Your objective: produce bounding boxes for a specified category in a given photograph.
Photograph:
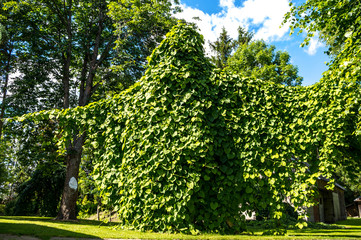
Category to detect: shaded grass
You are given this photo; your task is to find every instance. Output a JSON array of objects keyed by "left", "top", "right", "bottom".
[{"left": 0, "top": 216, "right": 361, "bottom": 239}]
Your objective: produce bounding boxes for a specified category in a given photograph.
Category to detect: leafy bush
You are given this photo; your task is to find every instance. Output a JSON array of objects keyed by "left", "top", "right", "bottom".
[
  {"left": 4, "top": 199, "right": 15, "bottom": 216},
  {"left": 6, "top": 163, "right": 65, "bottom": 217},
  {"left": 0, "top": 204, "right": 5, "bottom": 215}
]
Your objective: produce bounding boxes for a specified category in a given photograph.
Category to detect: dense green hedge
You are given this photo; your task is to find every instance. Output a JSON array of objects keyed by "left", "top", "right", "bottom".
[{"left": 19, "top": 22, "right": 360, "bottom": 233}]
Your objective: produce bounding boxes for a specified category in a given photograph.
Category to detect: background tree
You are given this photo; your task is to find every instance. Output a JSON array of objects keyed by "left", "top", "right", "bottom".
[
  {"left": 227, "top": 40, "right": 303, "bottom": 86},
  {"left": 0, "top": 119, "right": 66, "bottom": 216},
  {"left": 209, "top": 26, "right": 253, "bottom": 69},
  {"left": 233, "top": 26, "right": 253, "bottom": 49},
  {"left": 0, "top": 138, "right": 8, "bottom": 199},
  {"left": 209, "top": 27, "right": 235, "bottom": 69},
  {"left": 0, "top": 19, "right": 10, "bottom": 138}
]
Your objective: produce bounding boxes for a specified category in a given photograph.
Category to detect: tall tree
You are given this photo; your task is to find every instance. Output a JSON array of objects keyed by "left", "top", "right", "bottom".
[
  {"left": 209, "top": 27, "right": 235, "bottom": 69},
  {"left": 234, "top": 26, "right": 253, "bottom": 48},
  {"left": 226, "top": 40, "right": 303, "bottom": 86},
  {"left": 0, "top": 21, "right": 11, "bottom": 138},
  {"left": 2, "top": 0, "right": 180, "bottom": 220},
  {"left": 209, "top": 26, "right": 253, "bottom": 69}
]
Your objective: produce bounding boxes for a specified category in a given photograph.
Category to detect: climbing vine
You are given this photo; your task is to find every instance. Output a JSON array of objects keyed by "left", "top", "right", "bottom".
[{"left": 15, "top": 22, "right": 361, "bottom": 233}]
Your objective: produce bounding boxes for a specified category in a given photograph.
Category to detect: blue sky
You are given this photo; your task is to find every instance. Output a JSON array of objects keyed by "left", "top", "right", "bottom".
[{"left": 174, "top": 0, "right": 330, "bottom": 86}]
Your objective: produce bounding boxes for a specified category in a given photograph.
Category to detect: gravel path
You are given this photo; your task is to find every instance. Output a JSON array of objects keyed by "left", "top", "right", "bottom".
[{"left": 0, "top": 235, "right": 39, "bottom": 240}]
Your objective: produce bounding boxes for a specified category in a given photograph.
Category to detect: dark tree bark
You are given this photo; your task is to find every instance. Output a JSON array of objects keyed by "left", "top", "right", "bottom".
[
  {"left": 0, "top": 48, "right": 11, "bottom": 138},
  {"left": 56, "top": 0, "right": 77, "bottom": 220},
  {"left": 56, "top": 134, "right": 85, "bottom": 220}
]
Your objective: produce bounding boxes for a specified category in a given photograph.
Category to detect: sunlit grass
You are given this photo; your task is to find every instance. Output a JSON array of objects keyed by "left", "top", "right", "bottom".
[
  {"left": 0, "top": 216, "right": 360, "bottom": 239},
  {"left": 286, "top": 218, "right": 361, "bottom": 239}
]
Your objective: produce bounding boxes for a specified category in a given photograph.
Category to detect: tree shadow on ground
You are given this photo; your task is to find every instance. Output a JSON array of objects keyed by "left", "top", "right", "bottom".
[
  {"left": 0, "top": 222, "right": 99, "bottom": 240},
  {"left": 0, "top": 217, "right": 100, "bottom": 240},
  {"left": 338, "top": 218, "right": 361, "bottom": 226}
]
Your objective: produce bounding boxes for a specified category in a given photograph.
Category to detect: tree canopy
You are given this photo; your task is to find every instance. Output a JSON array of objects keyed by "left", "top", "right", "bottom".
[
  {"left": 209, "top": 27, "right": 302, "bottom": 86},
  {"left": 227, "top": 40, "right": 303, "bottom": 86},
  {"left": 285, "top": 0, "right": 360, "bottom": 86},
  {"left": 209, "top": 27, "right": 235, "bottom": 69},
  {"left": 209, "top": 26, "right": 253, "bottom": 69},
  {"left": 285, "top": 0, "right": 361, "bottom": 57}
]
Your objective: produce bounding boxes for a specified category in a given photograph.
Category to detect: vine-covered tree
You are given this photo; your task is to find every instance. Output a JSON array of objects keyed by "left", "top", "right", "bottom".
[
  {"left": 227, "top": 40, "right": 303, "bottom": 86},
  {"left": 21, "top": 22, "right": 359, "bottom": 234}
]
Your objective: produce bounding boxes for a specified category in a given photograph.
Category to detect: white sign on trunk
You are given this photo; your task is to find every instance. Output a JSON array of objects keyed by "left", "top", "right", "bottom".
[{"left": 69, "top": 177, "right": 78, "bottom": 190}]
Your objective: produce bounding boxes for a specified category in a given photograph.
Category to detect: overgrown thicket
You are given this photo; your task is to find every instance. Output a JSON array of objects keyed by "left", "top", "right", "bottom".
[{"left": 18, "top": 22, "right": 360, "bottom": 233}]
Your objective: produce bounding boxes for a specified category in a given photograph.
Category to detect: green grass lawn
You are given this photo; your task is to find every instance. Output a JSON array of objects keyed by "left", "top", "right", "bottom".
[{"left": 0, "top": 216, "right": 360, "bottom": 240}]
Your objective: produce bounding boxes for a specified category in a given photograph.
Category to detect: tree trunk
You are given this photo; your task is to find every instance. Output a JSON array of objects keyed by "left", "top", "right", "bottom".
[
  {"left": 0, "top": 49, "right": 11, "bottom": 138},
  {"left": 56, "top": 1, "right": 112, "bottom": 220},
  {"left": 97, "top": 197, "right": 101, "bottom": 221},
  {"left": 62, "top": 14, "right": 72, "bottom": 110},
  {"left": 56, "top": 0, "right": 77, "bottom": 220},
  {"left": 56, "top": 134, "right": 85, "bottom": 220}
]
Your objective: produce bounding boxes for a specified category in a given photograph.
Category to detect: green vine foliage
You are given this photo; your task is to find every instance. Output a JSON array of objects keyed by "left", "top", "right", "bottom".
[{"left": 16, "top": 22, "right": 360, "bottom": 233}]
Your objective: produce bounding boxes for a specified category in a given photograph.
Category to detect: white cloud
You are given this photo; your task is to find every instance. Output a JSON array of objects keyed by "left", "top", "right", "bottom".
[
  {"left": 304, "top": 36, "right": 324, "bottom": 55},
  {"left": 174, "top": 0, "right": 291, "bottom": 54},
  {"left": 219, "top": 0, "right": 235, "bottom": 8},
  {"left": 242, "top": 0, "right": 290, "bottom": 41}
]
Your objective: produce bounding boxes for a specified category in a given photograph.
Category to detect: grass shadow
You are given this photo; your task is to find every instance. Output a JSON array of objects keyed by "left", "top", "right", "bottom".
[
  {"left": 0, "top": 222, "right": 99, "bottom": 240},
  {"left": 338, "top": 218, "right": 361, "bottom": 226}
]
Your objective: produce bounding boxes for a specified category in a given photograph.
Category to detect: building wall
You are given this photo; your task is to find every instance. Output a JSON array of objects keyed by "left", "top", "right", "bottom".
[
  {"left": 307, "top": 180, "right": 347, "bottom": 223},
  {"left": 346, "top": 203, "right": 359, "bottom": 217},
  {"left": 322, "top": 190, "right": 335, "bottom": 223},
  {"left": 337, "top": 189, "right": 347, "bottom": 221}
]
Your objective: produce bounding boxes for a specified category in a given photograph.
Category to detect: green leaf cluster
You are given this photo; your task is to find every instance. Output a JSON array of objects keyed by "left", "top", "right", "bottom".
[{"left": 16, "top": 22, "right": 361, "bottom": 233}]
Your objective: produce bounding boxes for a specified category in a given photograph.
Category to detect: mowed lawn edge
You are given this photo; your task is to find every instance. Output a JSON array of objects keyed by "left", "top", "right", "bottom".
[{"left": 0, "top": 216, "right": 361, "bottom": 240}]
